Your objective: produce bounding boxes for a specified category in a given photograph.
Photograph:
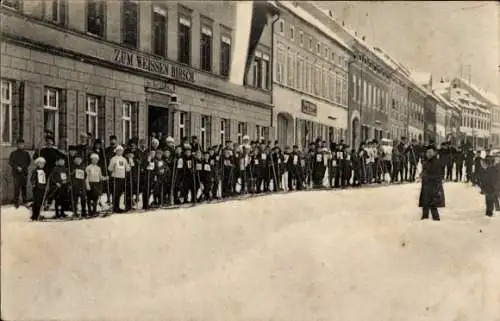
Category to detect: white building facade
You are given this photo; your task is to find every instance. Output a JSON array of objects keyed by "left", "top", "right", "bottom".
[{"left": 272, "top": 1, "right": 352, "bottom": 148}]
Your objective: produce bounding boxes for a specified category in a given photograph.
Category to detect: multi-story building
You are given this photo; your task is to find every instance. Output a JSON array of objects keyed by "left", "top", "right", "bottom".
[
  {"left": 492, "top": 105, "right": 500, "bottom": 148},
  {"left": 450, "top": 78, "right": 496, "bottom": 148},
  {"left": 0, "top": 0, "right": 278, "bottom": 202},
  {"left": 406, "top": 79, "right": 426, "bottom": 142},
  {"left": 272, "top": 1, "right": 352, "bottom": 148}
]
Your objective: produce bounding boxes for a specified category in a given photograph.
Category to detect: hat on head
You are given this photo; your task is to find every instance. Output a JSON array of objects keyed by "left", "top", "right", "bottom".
[
  {"left": 16, "top": 138, "right": 24, "bottom": 144},
  {"left": 68, "top": 145, "right": 78, "bottom": 151},
  {"left": 90, "top": 153, "right": 99, "bottom": 160},
  {"left": 151, "top": 138, "right": 160, "bottom": 146},
  {"left": 166, "top": 136, "right": 175, "bottom": 143},
  {"left": 94, "top": 138, "right": 102, "bottom": 144},
  {"left": 114, "top": 145, "right": 124, "bottom": 153},
  {"left": 110, "top": 135, "right": 117, "bottom": 140},
  {"left": 242, "top": 135, "right": 250, "bottom": 141},
  {"left": 34, "top": 157, "right": 46, "bottom": 164},
  {"left": 184, "top": 144, "right": 192, "bottom": 150},
  {"left": 426, "top": 144, "right": 437, "bottom": 151}
]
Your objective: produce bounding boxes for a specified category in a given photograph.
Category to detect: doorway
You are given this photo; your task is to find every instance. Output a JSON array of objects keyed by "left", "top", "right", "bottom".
[{"left": 148, "top": 106, "right": 170, "bottom": 138}]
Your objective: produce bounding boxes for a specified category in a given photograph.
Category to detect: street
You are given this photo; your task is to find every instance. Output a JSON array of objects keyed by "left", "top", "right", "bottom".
[{"left": 2, "top": 183, "right": 499, "bottom": 321}]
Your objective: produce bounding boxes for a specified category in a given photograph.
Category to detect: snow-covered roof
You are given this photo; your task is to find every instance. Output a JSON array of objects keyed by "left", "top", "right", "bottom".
[
  {"left": 279, "top": 1, "right": 351, "bottom": 52},
  {"left": 455, "top": 77, "right": 498, "bottom": 106},
  {"left": 311, "top": 4, "right": 397, "bottom": 70},
  {"left": 411, "top": 71, "right": 432, "bottom": 86}
]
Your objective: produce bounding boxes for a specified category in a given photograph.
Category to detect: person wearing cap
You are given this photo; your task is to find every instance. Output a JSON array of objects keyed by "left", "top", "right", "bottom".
[
  {"left": 181, "top": 143, "right": 197, "bottom": 203},
  {"left": 33, "top": 134, "right": 62, "bottom": 177},
  {"left": 191, "top": 136, "right": 201, "bottom": 153},
  {"left": 52, "top": 155, "right": 71, "bottom": 219},
  {"left": 30, "top": 157, "right": 48, "bottom": 220},
  {"left": 105, "top": 135, "right": 118, "bottom": 165},
  {"left": 9, "top": 138, "right": 30, "bottom": 208},
  {"left": 108, "top": 145, "right": 131, "bottom": 213},
  {"left": 71, "top": 152, "right": 87, "bottom": 218},
  {"left": 419, "top": 144, "right": 445, "bottom": 221},
  {"left": 479, "top": 156, "right": 500, "bottom": 217}
]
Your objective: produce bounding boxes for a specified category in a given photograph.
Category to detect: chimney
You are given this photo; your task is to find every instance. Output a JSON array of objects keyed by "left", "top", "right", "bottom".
[
  {"left": 440, "top": 77, "right": 444, "bottom": 83},
  {"left": 342, "top": 21, "right": 345, "bottom": 26},
  {"left": 362, "top": 36, "right": 366, "bottom": 41},
  {"left": 329, "top": 10, "right": 333, "bottom": 17}
]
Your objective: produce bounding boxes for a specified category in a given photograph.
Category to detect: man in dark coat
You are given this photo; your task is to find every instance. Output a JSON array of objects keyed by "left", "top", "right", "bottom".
[
  {"left": 479, "top": 156, "right": 500, "bottom": 216},
  {"left": 419, "top": 144, "right": 445, "bottom": 221},
  {"left": 9, "top": 138, "right": 31, "bottom": 207}
]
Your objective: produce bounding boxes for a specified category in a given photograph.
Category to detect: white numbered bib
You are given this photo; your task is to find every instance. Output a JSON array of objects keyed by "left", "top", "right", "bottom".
[
  {"left": 75, "top": 169, "right": 85, "bottom": 180},
  {"left": 255, "top": 159, "right": 259, "bottom": 165},
  {"left": 215, "top": 156, "right": 220, "bottom": 161},
  {"left": 187, "top": 160, "right": 192, "bottom": 169},
  {"left": 158, "top": 161, "right": 164, "bottom": 167},
  {"left": 300, "top": 159, "right": 305, "bottom": 167},
  {"left": 37, "top": 171, "right": 46, "bottom": 184},
  {"left": 224, "top": 160, "right": 231, "bottom": 166},
  {"left": 177, "top": 158, "right": 183, "bottom": 169},
  {"left": 204, "top": 164, "right": 211, "bottom": 171},
  {"left": 323, "top": 157, "right": 329, "bottom": 166},
  {"left": 147, "top": 162, "right": 155, "bottom": 170},
  {"left": 337, "top": 152, "right": 344, "bottom": 160},
  {"left": 346, "top": 155, "right": 351, "bottom": 161},
  {"left": 284, "top": 155, "right": 289, "bottom": 163},
  {"left": 278, "top": 159, "right": 282, "bottom": 164},
  {"left": 332, "top": 160, "right": 337, "bottom": 167},
  {"left": 118, "top": 160, "right": 125, "bottom": 168},
  {"left": 60, "top": 172, "right": 67, "bottom": 181},
  {"left": 316, "top": 154, "right": 322, "bottom": 162},
  {"left": 210, "top": 160, "right": 215, "bottom": 166},
  {"left": 129, "top": 159, "right": 135, "bottom": 167},
  {"left": 293, "top": 155, "right": 298, "bottom": 165},
  {"left": 196, "top": 163, "right": 202, "bottom": 171},
  {"left": 240, "top": 161, "right": 245, "bottom": 171},
  {"left": 261, "top": 154, "right": 267, "bottom": 160}
]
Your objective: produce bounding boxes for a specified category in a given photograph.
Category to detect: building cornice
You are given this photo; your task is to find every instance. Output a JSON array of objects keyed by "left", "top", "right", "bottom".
[{"left": 1, "top": 33, "right": 274, "bottom": 110}]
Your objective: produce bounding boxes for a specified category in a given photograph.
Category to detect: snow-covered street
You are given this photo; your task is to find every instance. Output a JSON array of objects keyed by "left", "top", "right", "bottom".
[{"left": 2, "top": 183, "right": 500, "bottom": 321}]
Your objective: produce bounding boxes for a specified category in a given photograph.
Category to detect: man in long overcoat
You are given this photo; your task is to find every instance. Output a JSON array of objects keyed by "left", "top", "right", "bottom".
[{"left": 419, "top": 144, "right": 445, "bottom": 221}]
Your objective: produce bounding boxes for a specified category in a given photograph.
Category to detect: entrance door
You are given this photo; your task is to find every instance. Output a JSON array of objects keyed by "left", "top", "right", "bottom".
[
  {"left": 277, "top": 114, "right": 289, "bottom": 147},
  {"left": 148, "top": 106, "right": 169, "bottom": 138}
]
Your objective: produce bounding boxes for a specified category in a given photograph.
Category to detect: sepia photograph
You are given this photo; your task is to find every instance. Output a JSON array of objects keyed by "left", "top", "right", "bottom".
[{"left": 1, "top": 1, "right": 499, "bottom": 320}]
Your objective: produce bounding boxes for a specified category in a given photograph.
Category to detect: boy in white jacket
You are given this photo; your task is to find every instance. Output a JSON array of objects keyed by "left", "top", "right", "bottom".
[{"left": 108, "top": 145, "right": 131, "bottom": 213}]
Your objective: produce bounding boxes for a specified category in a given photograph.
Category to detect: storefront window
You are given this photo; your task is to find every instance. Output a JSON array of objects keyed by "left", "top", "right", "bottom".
[
  {"left": 0, "top": 80, "right": 12, "bottom": 144},
  {"left": 44, "top": 87, "right": 60, "bottom": 144}
]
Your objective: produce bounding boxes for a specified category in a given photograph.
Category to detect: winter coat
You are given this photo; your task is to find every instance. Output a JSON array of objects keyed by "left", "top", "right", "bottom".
[
  {"left": 419, "top": 156, "right": 445, "bottom": 208},
  {"left": 479, "top": 165, "right": 499, "bottom": 195}
]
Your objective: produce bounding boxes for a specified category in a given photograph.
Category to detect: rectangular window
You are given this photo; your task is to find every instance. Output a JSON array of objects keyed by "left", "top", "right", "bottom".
[
  {"left": 178, "top": 14, "right": 192, "bottom": 65},
  {"left": 179, "top": 111, "right": 187, "bottom": 141},
  {"left": 276, "top": 46, "right": 285, "bottom": 83},
  {"left": 220, "top": 118, "right": 229, "bottom": 144},
  {"left": 287, "top": 52, "right": 294, "bottom": 87},
  {"left": 299, "top": 31, "right": 304, "bottom": 46},
  {"left": 86, "top": 95, "right": 99, "bottom": 139},
  {"left": 1, "top": 0, "right": 20, "bottom": 10},
  {"left": 262, "top": 54, "right": 270, "bottom": 90},
  {"left": 122, "top": 0, "right": 138, "bottom": 48},
  {"left": 87, "top": 0, "right": 105, "bottom": 37},
  {"left": 335, "top": 72, "right": 341, "bottom": 104},
  {"left": 200, "top": 24, "right": 213, "bottom": 72},
  {"left": 324, "top": 47, "right": 329, "bottom": 59},
  {"left": 322, "top": 68, "right": 327, "bottom": 98},
  {"left": 43, "top": 87, "right": 60, "bottom": 145},
  {"left": 122, "top": 101, "right": 133, "bottom": 141},
  {"left": 296, "top": 57, "right": 303, "bottom": 91},
  {"left": 316, "top": 43, "right": 321, "bottom": 54},
  {"left": 290, "top": 26, "right": 295, "bottom": 40},
  {"left": 342, "top": 75, "right": 347, "bottom": 106},
  {"left": 329, "top": 71, "right": 335, "bottom": 101},
  {"left": 256, "top": 125, "right": 269, "bottom": 142},
  {"left": 352, "top": 75, "right": 357, "bottom": 99},
  {"left": 220, "top": 34, "right": 231, "bottom": 77},
  {"left": 309, "top": 37, "right": 313, "bottom": 51},
  {"left": 237, "top": 122, "right": 247, "bottom": 144},
  {"left": 152, "top": 6, "right": 167, "bottom": 57},
  {"left": 200, "top": 115, "right": 210, "bottom": 150},
  {"left": 252, "top": 51, "right": 262, "bottom": 88},
  {"left": 278, "top": 19, "right": 284, "bottom": 34},
  {"left": 0, "top": 80, "right": 12, "bottom": 144},
  {"left": 305, "top": 61, "right": 311, "bottom": 92},
  {"left": 48, "top": 0, "right": 67, "bottom": 25}
]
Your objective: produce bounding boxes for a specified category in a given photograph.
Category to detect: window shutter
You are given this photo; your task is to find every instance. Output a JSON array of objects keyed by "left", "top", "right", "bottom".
[
  {"left": 131, "top": 101, "right": 138, "bottom": 137},
  {"left": 60, "top": 0, "right": 68, "bottom": 26},
  {"left": 59, "top": 89, "right": 67, "bottom": 144},
  {"left": 98, "top": 97, "right": 105, "bottom": 140}
]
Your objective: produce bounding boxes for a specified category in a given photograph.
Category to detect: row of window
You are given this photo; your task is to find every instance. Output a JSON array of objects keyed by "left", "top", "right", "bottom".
[
  {"left": 1, "top": 0, "right": 233, "bottom": 78},
  {"left": 277, "top": 19, "right": 350, "bottom": 70},
  {"left": 0, "top": 79, "right": 270, "bottom": 147},
  {"left": 276, "top": 46, "right": 348, "bottom": 106},
  {"left": 250, "top": 51, "right": 271, "bottom": 90},
  {"left": 352, "top": 74, "right": 389, "bottom": 113},
  {"left": 461, "top": 116, "right": 491, "bottom": 131}
]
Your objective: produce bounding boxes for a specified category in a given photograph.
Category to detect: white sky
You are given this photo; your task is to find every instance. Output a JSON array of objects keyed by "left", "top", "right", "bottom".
[{"left": 316, "top": 1, "right": 499, "bottom": 96}]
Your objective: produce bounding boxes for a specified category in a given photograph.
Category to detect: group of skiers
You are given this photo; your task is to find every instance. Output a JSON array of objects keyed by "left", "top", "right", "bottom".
[{"left": 7, "top": 130, "right": 494, "bottom": 221}]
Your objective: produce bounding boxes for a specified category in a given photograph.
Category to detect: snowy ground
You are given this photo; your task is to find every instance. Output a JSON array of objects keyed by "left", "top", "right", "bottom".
[{"left": 2, "top": 182, "right": 499, "bottom": 321}]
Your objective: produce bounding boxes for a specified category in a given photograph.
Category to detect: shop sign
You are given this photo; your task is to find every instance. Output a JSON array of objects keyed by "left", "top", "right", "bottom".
[
  {"left": 113, "top": 48, "right": 195, "bottom": 83},
  {"left": 301, "top": 99, "right": 317, "bottom": 116}
]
